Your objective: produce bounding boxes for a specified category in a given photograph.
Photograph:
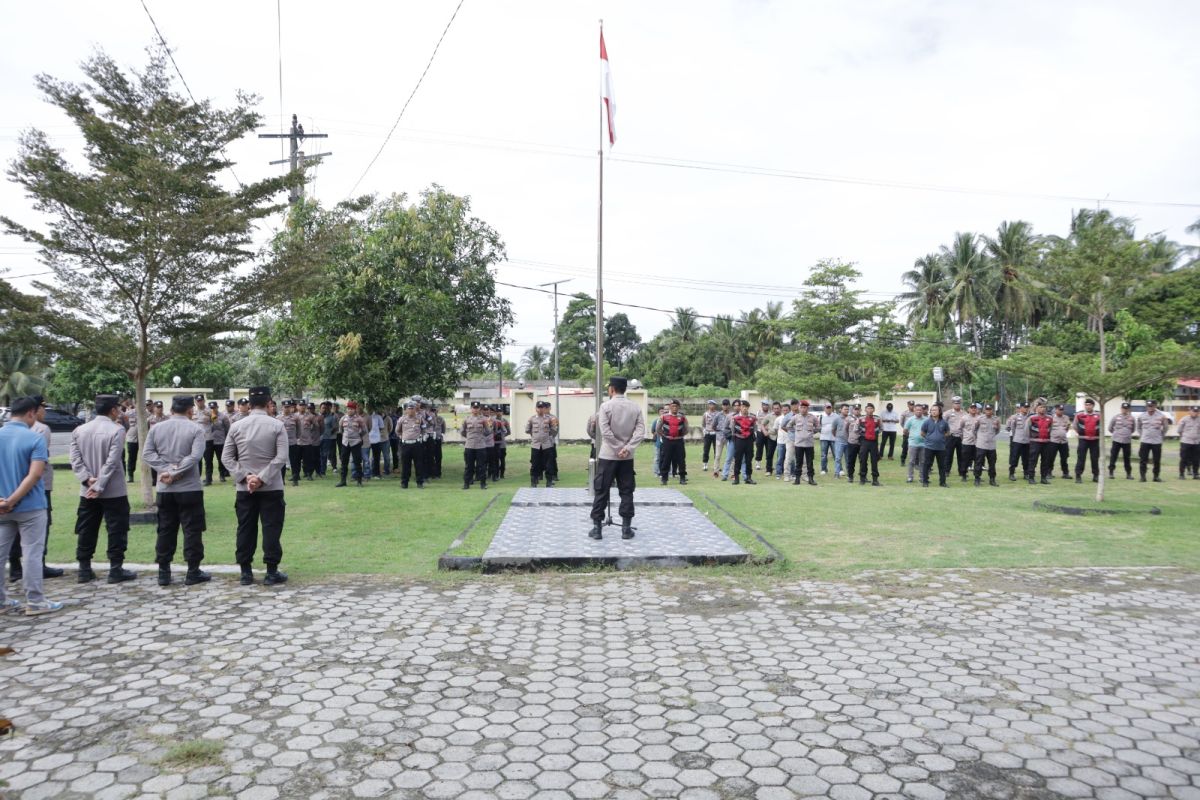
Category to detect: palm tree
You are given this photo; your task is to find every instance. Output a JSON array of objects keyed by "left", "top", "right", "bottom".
[
  {"left": 1143, "top": 233, "right": 1181, "bottom": 273},
  {"left": 667, "top": 307, "right": 702, "bottom": 344},
  {"left": 0, "top": 348, "right": 48, "bottom": 405},
  {"left": 900, "top": 254, "right": 949, "bottom": 331},
  {"left": 706, "top": 316, "right": 743, "bottom": 385},
  {"left": 518, "top": 346, "right": 550, "bottom": 381},
  {"left": 984, "top": 220, "right": 1040, "bottom": 350},
  {"left": 940, "top": 232, "right": 993, "bottom": 353}
]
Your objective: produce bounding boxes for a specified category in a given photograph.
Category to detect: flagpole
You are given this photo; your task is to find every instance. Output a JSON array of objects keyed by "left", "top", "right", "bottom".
[{"left": 595, "top": 19, "right": 606, "bottom": 413}]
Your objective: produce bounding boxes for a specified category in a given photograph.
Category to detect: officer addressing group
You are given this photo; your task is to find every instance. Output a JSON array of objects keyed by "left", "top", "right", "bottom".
[{"left": 590, "top": 376, "right": 647, "bottom": 541}]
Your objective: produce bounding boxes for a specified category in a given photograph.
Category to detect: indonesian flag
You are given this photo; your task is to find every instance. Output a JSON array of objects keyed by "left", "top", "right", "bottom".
[{"left": 601, "top": 31, "right": 616, "bottom": 146}]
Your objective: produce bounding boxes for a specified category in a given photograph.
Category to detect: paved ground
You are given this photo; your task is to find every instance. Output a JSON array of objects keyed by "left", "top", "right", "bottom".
[{"left": 1, "top": 567, "right": 1199, "bottom": 800}]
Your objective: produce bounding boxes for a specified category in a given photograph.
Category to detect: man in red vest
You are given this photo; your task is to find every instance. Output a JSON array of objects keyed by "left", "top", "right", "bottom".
[
  {"left": 1027, "top": 403, "right": 1054, "bottom": 485},
  {"left": 730, "top": 400, "right": 758, "bottom": 485},
  {"left": 1073, "top": 398, "right": 1102, "bottom": 483},
  {"left": 658, "top": 400, "right": 689, "bottom": 486},
  {"left": 857, "top": 402, "right": 882, "bottom": 486}
]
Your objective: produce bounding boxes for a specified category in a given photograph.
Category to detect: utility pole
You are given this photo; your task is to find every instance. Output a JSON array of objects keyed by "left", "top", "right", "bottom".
[
  {"left": 539, "top": 278, "right": 572, "bottom": 422},
  {"left": 258, "top": 114, "right": 332, "bottom": 204}
]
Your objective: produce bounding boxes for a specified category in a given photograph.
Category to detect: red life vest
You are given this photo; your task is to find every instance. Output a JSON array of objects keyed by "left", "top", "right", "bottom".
[
  {"left": 1030, "top": 415, "right": 1052, "bottom": 441},
  {"left": 1077, "top": 412, "right": 1100, "bottom": 438},
  {"left": 862, "top": 416, "right": 878, "bottom": 441},
  {"left": 663, "top": 414, "right": 685, "bottom": 438},
  {"left": 734, "top": 414, "right": 756, "bottom": 438}
]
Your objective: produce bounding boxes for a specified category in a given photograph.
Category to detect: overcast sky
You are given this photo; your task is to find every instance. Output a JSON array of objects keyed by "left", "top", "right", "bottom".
[{"left": 2, "top": 1, "right": 1199, "bottom": 369}]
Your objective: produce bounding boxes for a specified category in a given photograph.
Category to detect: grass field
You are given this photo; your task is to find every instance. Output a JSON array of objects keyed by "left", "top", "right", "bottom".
[{"left": 40, "top": 442, "right": 1200, "bottom": 579}]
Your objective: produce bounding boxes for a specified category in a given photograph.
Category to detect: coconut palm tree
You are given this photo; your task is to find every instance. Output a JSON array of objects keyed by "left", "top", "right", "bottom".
[
  {"left": 940, "top": 232, "right": 993, "bottom": 353},
  {"left": 0, "top": 348, "right": 48, "bottom": 405},
  {"left": 984, "top": 220, "right": 1040, "bottom": 350},
  {"left": 518, "top": 345, "right": 550, "bottom": 381},
  {"left": 667, "top": 307, "right": 702, "bottom": 344},
  {"left": 900, "top": 254, "right": 949, "bottom": 331}
]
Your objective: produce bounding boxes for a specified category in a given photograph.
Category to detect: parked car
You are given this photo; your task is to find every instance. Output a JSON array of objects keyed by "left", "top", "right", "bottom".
[{"left": 42, "top": 408, "right": 84, "bottom": 432}]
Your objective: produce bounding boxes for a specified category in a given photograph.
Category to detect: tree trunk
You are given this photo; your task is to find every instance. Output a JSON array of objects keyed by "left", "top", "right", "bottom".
[{"left": 135, "top": 370, "right": 155, "bottom": 510}]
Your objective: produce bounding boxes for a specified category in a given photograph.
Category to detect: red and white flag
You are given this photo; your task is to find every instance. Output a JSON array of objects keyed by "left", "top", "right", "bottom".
[{"left": 601, "top": 31, "right": 616, "bottom": 146}]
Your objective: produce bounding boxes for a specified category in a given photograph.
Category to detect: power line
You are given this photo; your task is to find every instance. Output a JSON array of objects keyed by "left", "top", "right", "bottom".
[
  {"left": 137, "top": 0, "right": 243, "bottom": 188},
  {"left": 345, "top": 0, "right": 467, "bottom": 198}
]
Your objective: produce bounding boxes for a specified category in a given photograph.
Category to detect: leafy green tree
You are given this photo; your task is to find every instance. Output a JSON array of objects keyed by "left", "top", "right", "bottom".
[
  {"left": 1125, "top": 264, "right": 1200, "bottom": 345},
  {"left": 266, "top": 188, "right": 513, "bottom": 406},
  {"left": 604, "top": 313, "right": 641, "bottom": 368},
  {"left": 1, "top": 49, "right": 294, "bottom": 506},
  {"left": 0, "top": 348, "right": 48, "bottom": 406},
  {"left": 44, "top": 358, "right": 130, "bottom": 410},
  {"left": 555, "top": 294, "right": 597, "bottom": 374}
]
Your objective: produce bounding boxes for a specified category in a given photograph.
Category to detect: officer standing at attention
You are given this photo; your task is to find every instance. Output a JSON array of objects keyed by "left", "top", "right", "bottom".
[
  {"left": 142, "top": 395, "right": 210, "bottom": 587},
  {"left": 397, "top": 402, "right": 426, "bottom": 489},
  {"left": 221, "top": 386, "right": 289, "bottom": 586},
  {"left": 210, "top": 402, "right": 231, "bottom": 483},
  {"left": 1050, "top": 404, "right": 1072, "bottom": 479},
  {"left": 280, "top": 399, "right": 301, "bottom": 486},
  {"left": 1006, "top": 401, "right": 1031, "bottom": 481},
  {"left": 1073, "top": 399, "right": 1102, "bottom": 483},
  {"left": 461, "top": 401, "right": 492, "bottom": 490},
  {"left": 899, "top": 400, "right": 916, "bottom": 466},
  {"left": 336, "top": 401, "right": 369, "bottom": 487},
  {"left": 958, "top": 403, "right": 980, "bottom": 482},
  {"left": 711, "top": 399, "right": 732, "bottom": 478},
  {"left": 944, "top": 396, "right": 967, "bottom": 480},
  {"left": 124, "top": 400, "right": 141, "bottom": 483},
  {"left": 319, "top": 401, "right": 337, "bottom": 477},
  {"left": 299, "top": 403, "right": 322, "bottom": 481},
  {"left": 431, "top": 405, "right": 446, "bottom": 479},
  {"left": 755, "top": 400, "right": 771, "bottom": 471},
  {"left": 1178, "top": 405, "right": 1200, "bottom": 480},
  {"left": 194, "top": 394, "right": 216, "bottom": 485},
  {"left": 856, "top": 402, "right": 882, "bottom": 486},
  {"left": 493, "top": 406, "right": 511, "bottom": 480},
  {"left": 788, "top": 400, "right": 818, "bottom": 486},
  {"left": 591, "top": 377, "right": 646, "bottom": 540},
  {"left": 527, "top": 401, "right": 559, "bottom": 488},
  {"left": 658, "top": 399, "right": 689, "bottom": 486},
  {"left": 1136, "top": 399, "right": 1172, "bottom": 482},
  {"left": 1107, "top": 402, "right": 1135, "bottom": 479},
  {"left": 70, "top": 394, "right": 136, "bottom": 584},
  {"left": 973, "top": 404, "right": 1001, "bottom": 486},
  {"left": 701, "top": 400, "right": 719, "bottom": 471},
  {"left": 1027, "top": 403, "right": 1055, "bottom": 485}
]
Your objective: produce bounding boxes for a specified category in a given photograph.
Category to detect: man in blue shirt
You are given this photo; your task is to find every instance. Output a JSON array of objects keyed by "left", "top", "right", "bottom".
[{"left": 0, "top": 396, "right": 63, "bottom": 615}]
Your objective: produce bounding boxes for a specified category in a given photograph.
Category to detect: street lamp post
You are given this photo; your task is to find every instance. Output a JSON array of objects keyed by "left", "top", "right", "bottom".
[{"left": 539, "top": 279, "right": 572, "bottom": 422}]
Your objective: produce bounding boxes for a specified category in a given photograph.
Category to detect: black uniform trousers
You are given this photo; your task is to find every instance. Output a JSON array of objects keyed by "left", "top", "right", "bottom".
[
  {"left": 732, "top": 436, "right": 754, "bottom": 480},
  {"left": 702, "top": 433, "right": 717, "bottom": 465},
  {"left": 793, "top": 445, "right": 815, "bottom": 481},
  {"left": 1008, "top": 442, "right": 1029, "bottom": 477},
  {"left": 1055, "top": 441, "right": 1071, "bottom": 476},
  {"left": 763, "top": 438, "right": 777, "bottom": 473},
  {"left": 921, "top": 448, "right": 948, "bottom": 484},
  {"left": 844, "top": 442, "right": 860, "bottom": 478},
  {"left": 339, "top": 443, "right": 364, "bottom": 483},
  {"left": 370, "top": 442, "right": 384, "bottom": 478},
  {"left": 858, "top": 439, "right": 880, "bottom": 480},
  {"left": 302, "top": 444, "right": 320, "bottom": 479},
  {"left": 433, "top": 439, "right": 443, "bottom": 478},
  {"left": 10, "top": 491, "right": 51, "bottom": 572},
  {"left": 1139, "top": 443, "right": 1163, "bottom": 479},
  {"left": 126, "top": 442, "right": 139, "bottom": 481},
  {"left": 530, "top": 446, "right": 558, "bottom": 482},
  {"left": 900, "top": 432, "right": 909, "bottom": 465},
  {"left": 322, "top": 438, "right": 338, "bottom": 472},
  {"left": 754, "top": 431, "right": 767, "bottom": 463},
  {"left": 464, "top": 447, "right": 488, "bottom": 487},
  {"left": 75, "top": 495, "right": 131, "bottom": 564},
  {"left": 288, "top": 444, "right": 302, "bottom": 482},
  {"left": 1076, "top": 439, "right": 1100, "bottom": 478},
  {"left": 389, "top": 438, "right": 400, "bottom": 470},
  {"left": 234, "top": 490, "right": 284, "bottom": 567},
  {"left": 959, "top": 444, "right": 976, "bottom": 478},
  {"left": 1029, "top": 441, "right": 1053, "bottom": 479},
  {"left": 659, "top": 438, "right": 686, "bottom": 480},
  {"left": 1108, "top": 441, "right": 1132, "bottom": 476},
  {"left": 214, "top": 443, "right": 230, "bottom": 479},
  {"left": 973, "top": 448, "right": 997, "bottom": 479},
  {"left": 1180, "top": 442, "right": 1200, "bottom": 476},
  {"left": 591, "top": 458, "right": 635, "bottom": 522},
  {"left": 880, "top": 430, "right": 897, "bottom": 459},
  {"left": 400, "top": 442, "right": 424, "bottom": 486},
  {"left": 202, "top": 440, "right": 217, "bottom": 482},
  {"left": 496, "top": 445, "right": 507, "bottom": 478},
  {"left": 945, "top": 435, "right": 962, "bottom": 477},
  {"left": 155, "top": 490, "right": 206, "bottom": 566}
]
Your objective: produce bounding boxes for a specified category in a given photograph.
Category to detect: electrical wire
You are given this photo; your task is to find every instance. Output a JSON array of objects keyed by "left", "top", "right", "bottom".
[
  {"left": 138, "top": 0, "right": 243, "bottom": 188},
  {"left": 345, "top": 0, "right": 466, "bottom": 199}
]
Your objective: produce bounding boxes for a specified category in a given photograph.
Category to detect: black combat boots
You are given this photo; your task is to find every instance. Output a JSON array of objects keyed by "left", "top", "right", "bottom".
[
  {"left": 158, "top": 564, "right": 172, "bottom": 587},
  {"left": 107, "top": 563, "right": 137, "bottom": 584},
  {"left": 589, "top": 521, "right": 603, "bottom": 540}
]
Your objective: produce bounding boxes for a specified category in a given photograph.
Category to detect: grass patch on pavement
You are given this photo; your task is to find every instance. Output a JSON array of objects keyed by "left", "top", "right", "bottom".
[
  {"left": 44, "top": 442, "right": 1200, "bottom": 579},
  {"left": 158, "top": 739, "right": 224, "bottom": 769}
]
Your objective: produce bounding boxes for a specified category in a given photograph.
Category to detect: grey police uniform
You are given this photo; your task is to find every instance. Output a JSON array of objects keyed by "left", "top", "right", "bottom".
[
  {"left": 142, "top": 414, "right": 207, "bottom": 568},
  {"left": 1136, "top": 411, "right": 1172, "bottom": 481},
  {"left": 591, "top": 394, "right": 647, "bottom": 525},
  {"left": 1108, "top": 412, "right": 1136, "bottom": 477},
  {"left": 70, "top": 415, "right": 130, "bottom": 569},
  {"left": 1177, "top": 414, "right": 1200, "bottom": 478},
  {"left": 221, "top": 409, "right": 289, "bottom": 572}
]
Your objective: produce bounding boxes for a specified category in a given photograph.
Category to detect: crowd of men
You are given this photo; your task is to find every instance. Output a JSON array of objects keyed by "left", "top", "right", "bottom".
[{"left": 653, "top": 396, "right": 1200, "bottom": 487}]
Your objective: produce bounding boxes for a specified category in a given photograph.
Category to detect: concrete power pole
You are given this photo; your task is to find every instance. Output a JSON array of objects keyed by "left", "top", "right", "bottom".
[{"left": 258, "top": 114, "right": 332, "bottom": 204}]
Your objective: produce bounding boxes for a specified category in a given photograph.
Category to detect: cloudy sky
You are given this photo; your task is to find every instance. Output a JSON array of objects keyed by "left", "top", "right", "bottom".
[{"left": 2, "top": 1, "right": 1198, "bottom": 368}]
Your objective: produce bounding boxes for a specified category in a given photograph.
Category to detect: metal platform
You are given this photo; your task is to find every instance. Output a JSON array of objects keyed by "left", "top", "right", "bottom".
[{"left": 482, "top": 489, "right": 748, "bottom": 570}]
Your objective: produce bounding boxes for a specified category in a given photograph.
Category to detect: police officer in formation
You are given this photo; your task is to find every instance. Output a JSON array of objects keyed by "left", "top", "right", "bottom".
[
  {"left": 1073, "top": 399, "right": 1102, "bottom": 483},
  {"left": 590, "top": 376, "right": 646, "bottom": 540},
  {"left": 1179, "top": 406, "right": 1200, "bottom": 480},
  {"left": 336, "top": 401, "right": 369, "bottom": 487},
  {"left": 491, "top": 406, "right": 510, "bottom": 481},
  {"left": 1108, "top": 402, "right": 1135, "bottom": 479},
  {"left": 221, "top": 386, "right": 289, "bottom": 585},
  {"left": 1136, "top": 399, "right": 1172, "bottom": 482},
  {"left": 396, "top": 401, "right": 426, "bottom": 488},
  {"left": 527, "top": 401, "right": 559, "bottom": 487},
  {"left": 142, "top": 394, "right": 210, "bottom": 586},
  {"left": 460, "top": 401, "right": 492, "bottom": 490}
]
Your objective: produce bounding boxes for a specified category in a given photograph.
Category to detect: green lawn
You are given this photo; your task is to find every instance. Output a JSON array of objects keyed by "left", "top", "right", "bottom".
[{"left": 43, "top": 442, "right": 1200, "bottom": 579}]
